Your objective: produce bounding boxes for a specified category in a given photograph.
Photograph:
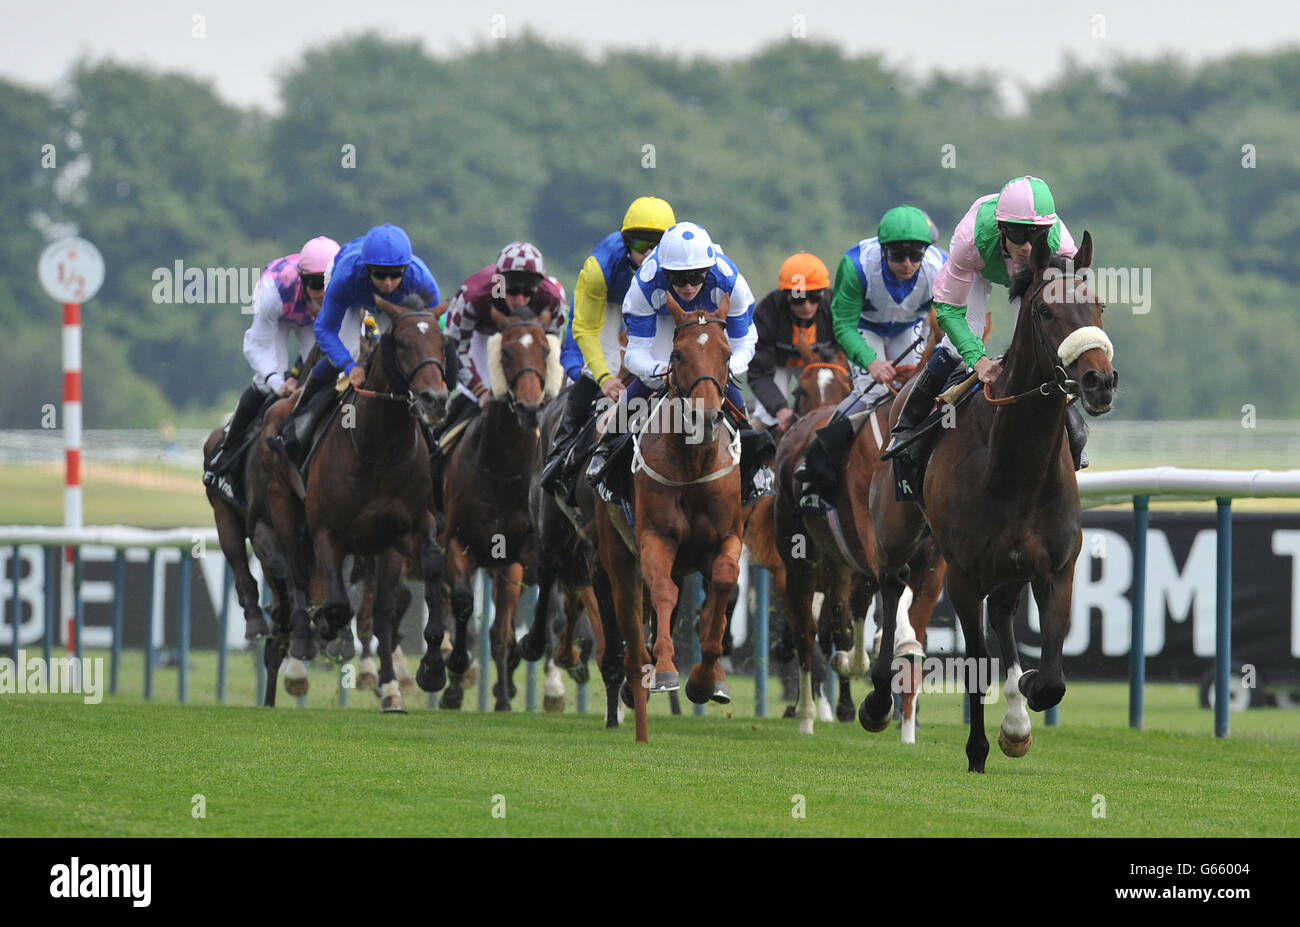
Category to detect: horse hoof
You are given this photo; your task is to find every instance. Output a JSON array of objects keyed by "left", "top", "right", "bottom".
[
  {"left": 358, "top": 672, "right": 378, "bottom": 693},
  {"left": 325, "top": 635, "right": 355, "bottom": 663},
  {"left": 709, "top": 681, "right": 731, "bottom": 705},
  {"left": 619, "top": 679, "right": 635, "bottom": 709},
  {"left": 416, "top": 656, "right": 446, "bottom": 693},
  {"left": 380, "top": 682, "right": 407, "bottom": 713},
  {"left": 836, "top": 702, "right": 856, "bottom": 723},
  {"left": 998, "top": 728, "right": 1032, "bottom": 758},
  {"left": 782, "top": 704, "right": 797, "bottom": 719},
  {"left": 289, "top": 633, "right": 317, "bottom": 662},
  {"left": 858, "top": 695, "right": 890, "bottom": 733},
  {"left": 832, "top": 651, "right": 853, "bottom": 676},
  {"left": 519, "top": 633, "right": 546, "bottom": 663},
  {"left": 651, "top": 670, "right": 679, "bottom": 692},
  {"left": 684, "top": 678, "right": 712, "bottom": 705},
  {"left": 1018, "top": 668, "right": 1038, "bottom": 698},
  {"left": 283, "top": 658, "right": 309, "bottom": 697},
  {"left": 244, "top": 615, "right": 271, "bottom": 640},
  {"left": 566, "top": 661, "right": 590, "bottom": 686},
  {"left": 494, "top": 699, "right": 512, "bottom": 712},
  {"left": 440, "top": 685, "right": 463, "bottom": 710},
  {"left": 543, "top": 694, "right": 565, "bottom": 713}
]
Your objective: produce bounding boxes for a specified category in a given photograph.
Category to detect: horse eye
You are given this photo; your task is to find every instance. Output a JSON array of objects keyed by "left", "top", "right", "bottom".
[{"left": 1037, "top": 305, "right": 1053, "bottom": 320}]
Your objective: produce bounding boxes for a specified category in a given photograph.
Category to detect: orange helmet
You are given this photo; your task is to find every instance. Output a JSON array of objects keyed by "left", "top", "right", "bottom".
[{"left": 778, "top": 252, "right": 830, "bottom": 293}]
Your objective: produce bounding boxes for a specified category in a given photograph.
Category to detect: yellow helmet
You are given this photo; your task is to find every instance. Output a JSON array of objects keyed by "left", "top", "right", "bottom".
[{"left": 621, "top": 196, "right": 676, "bottom": 235}]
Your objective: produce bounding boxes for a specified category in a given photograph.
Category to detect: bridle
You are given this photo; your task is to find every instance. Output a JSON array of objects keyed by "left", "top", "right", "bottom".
[
  {"left": 351, "top": 309, "right": 447, "bottom": 416},
  {"left": 666, "top": 313, "right": 729, "bottom": 402},
  {"left": 983, "top": 274, "right": 1083, "bottom": 406},
  {"left": 498, "top": 317, "right": 551, "bottom": 413}
]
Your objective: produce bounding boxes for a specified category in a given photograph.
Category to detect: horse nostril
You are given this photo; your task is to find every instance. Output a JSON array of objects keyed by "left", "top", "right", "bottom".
[
  {"left": 1111, "top": 370, "right": 1119, "bottom": 389},
  {"left": 1082, "top": 369, "right": 1104, "bottom": 391}
]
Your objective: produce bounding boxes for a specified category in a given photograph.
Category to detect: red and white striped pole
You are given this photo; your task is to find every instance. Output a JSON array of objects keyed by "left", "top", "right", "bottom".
[
  {"left": 63, "top": 301, "right": 82, "bottom": 653},
  {"left": 38, "top": 237, "right": 103, "bottom": 661}
]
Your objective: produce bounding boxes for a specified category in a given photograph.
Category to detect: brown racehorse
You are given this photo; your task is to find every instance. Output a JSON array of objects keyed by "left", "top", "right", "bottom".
[
  {"left": 791, "top": 342, "right": 853, "bottom": 415},
  {"left": 288, "top": 294, "right": 449, "bottom": 713},
  {"left": 869, "top": 233, "right": 1117, "bottom": 771},
  {"left": 439, "top": 306, "right": 563, "bottom": 711},
  {"left": 595, "top": 294, "right": 744, "bottom": 743}
]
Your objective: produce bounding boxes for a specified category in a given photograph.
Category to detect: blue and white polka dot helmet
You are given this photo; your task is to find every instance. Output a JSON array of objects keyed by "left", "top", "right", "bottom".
[{"left": 656, "top": 222, "right": 717, "bottom": 271}]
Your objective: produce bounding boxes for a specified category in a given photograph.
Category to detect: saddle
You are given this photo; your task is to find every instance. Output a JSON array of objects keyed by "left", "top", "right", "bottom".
[{"left": 204, "top": 394, "right": 279, "bottom": 512}]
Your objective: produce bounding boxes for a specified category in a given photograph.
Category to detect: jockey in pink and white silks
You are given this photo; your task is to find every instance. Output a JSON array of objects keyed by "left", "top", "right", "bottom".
[
  {"left": 203, "top": 235, "right": 340, "bottom": 481},
  {"left": 584, "top": 221, "right": 775, "bottom": 505},
  {"left": 882, "top": 176, "right": 1092, "bottom": 482}
]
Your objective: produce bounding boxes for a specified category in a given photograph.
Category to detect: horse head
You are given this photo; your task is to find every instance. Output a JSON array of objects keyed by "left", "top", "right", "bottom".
[
  {"left": 372, "top": 295, "right": 449, "bottom": 425},
  {"left": 1011, "top": 231, "right": 1118, "bottom": 416},
  {"left": 665, "top": 292, "right": 732, "bottom": 446},
  {"left": 794, "top": 341, "right": 852, "bottom": 414},
  {"left": 488, "top": 306, "right": 562, "bottom": 428}
]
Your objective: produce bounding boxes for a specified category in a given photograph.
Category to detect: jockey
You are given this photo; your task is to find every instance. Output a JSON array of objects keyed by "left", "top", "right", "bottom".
[
  {"left": 795, "top": 206, "right": 946, "bottom": 510},
  {"left": 747, "top": 252, "right": 837, "bottom": 432},
  {"left": 437, "top": 241, "right": 567, "bottom": 435},
  {"left": 202, "top": 235, "right": 340, "bottom": 480},
  {"left": 538, "top": 195, "right": 676, "bottom": 495},
  {"left": 882, "top": 176, "right": 1091, "bottom": 476},
  {"left": 586, "top": 221, "right": 775, "bottom": 505},
  {"left": 267, "top": 223, "right": 441, "bottom": 466}
]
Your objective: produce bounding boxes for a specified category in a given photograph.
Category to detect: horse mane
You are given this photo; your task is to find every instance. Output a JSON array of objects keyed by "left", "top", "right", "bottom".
[{"left": 1008, "top": 254, "right": 1072, "bottom": 303}]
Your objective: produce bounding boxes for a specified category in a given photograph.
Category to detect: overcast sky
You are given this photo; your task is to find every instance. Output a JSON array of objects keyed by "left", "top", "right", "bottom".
[{"left": 4, "top": 0, "right": 1299, "bottom": 111}]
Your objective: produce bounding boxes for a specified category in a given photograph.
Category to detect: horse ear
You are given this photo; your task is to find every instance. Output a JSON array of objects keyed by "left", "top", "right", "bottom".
[
  {"left": 372, "top": 295, "right": 400, "bottom": 322},
  {"left": 713, "top": 292, "right": 731, "bottom": 321},
  {"left": 664, "top": 291, "right": 688, "bottom": 325},
  {"left": 490, "top": 306, "right": 510, "bottom": 330},
  {"left": 1031, "top": 233, "right": 1052, "bottom": 276},
  {"left": 1074, "top": 231, "right": 1093, "bottom": 271}
]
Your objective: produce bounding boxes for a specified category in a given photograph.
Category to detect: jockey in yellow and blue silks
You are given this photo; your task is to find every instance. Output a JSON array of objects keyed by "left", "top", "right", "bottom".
[
  {"left": 268, "top": 223, "right": 441, "bottom": 466},
  {"left": 538, "top": 195, "right": 676, "bottom": 496},
  {"left": 585, "top": 221, "right": 775, "bottom": 505}
]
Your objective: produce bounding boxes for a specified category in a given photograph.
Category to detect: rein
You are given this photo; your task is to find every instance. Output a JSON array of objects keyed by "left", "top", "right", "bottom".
[{"left": 347, "top": 308, "right": 445, "bottom": 464}]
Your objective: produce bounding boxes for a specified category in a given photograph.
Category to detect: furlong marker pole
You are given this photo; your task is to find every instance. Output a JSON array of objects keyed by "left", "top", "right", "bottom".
[{"left": 63, "top": 302, "right": 82, "bottom": 675}]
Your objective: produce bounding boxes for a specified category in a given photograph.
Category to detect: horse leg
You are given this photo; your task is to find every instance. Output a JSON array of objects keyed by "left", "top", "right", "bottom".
[
  {"left": 780, "top": 549, "right": 820, "bottom": 733},
  {"left": 213, "top": 503, "right": 268, "bottom": 638},
  {"left": 372, "top": 548, "right": 407, "bottom": 713},
  {"left": 444, "top": 537, "right": 475, "bottom": 681},
  {"left": 988, "top": 582, "right": 1031, "bottom": 757},
  {"left": 899, "top": 543, "right": 944, "bottom": 741},
  {"left": 859, "top": 573, "right": 905, "bottom": 733},
  {"left": 557, "top": 585, "right": 589, "bottom": 683},
  {"left": 312, "top": 528, "right": 352, "bottom": 643},
  {"left": 415, "top": 525, "right": 448, "bottom": 693},
  {"left": 519, "top": 567, "right": 554, "bottom": 663},
  {"left": 592, "top": 565, "right": 624, "bottom": 728},
  {"left": 490, "top": 563, "right": 525, "bottom": 711},
  {"left": 543, "top": 658, "right": 566, "bottom": 712},
  {"left": 356, "top": 570, "right": 378, "bottom": 693},
  {"left": 1022, "top": 566, "right": 1074, "bottom": 713},
  {"left": 689, "top": 535, "right": 741, "bottom": 705},
  {"left": 946, "top": 564, "right": 991, "bottom": 773},
  {"left": 638, "top": 534, "right": 681, "bottom": 693}
]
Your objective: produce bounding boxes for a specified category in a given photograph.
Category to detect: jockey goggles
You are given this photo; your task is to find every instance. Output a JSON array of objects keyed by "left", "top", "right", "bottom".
[
  {"left": 666, "top": 268, "right": 709, "bottom": 287},
  {"left": 998, "top": 222, "right": 1049, "bottom": 246},
  {"left": 884, "top": 243, "right": 928, "bottom": 263},
  {"left": 624, "top": 235, "right": 661, "bottom": 254},
  {"left": 367, "top": 265, "right": 407, "bottom": 281},
  {"left": 788, "top": 290, "right": 822, "bottom": 305},
  {"left": 300, "top": 272, "right": 326, "bottom": 290}
]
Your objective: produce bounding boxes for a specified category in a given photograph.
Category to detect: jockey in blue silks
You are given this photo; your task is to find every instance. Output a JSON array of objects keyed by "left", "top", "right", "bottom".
[
  {"left": 268, "top": 223, "right": 440, "bottom": 466},
  {"left": 586, "top": 221, "right": 774, "bottom": 504}
]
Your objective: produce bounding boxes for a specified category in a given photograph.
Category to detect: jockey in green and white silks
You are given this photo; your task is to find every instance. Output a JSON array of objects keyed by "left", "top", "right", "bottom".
[
  {"left": 882, "top": 175, "right": 1091, "bottom": 482},
  {"left": 795, "top": 205, "right": 945, "bottom": 511}
]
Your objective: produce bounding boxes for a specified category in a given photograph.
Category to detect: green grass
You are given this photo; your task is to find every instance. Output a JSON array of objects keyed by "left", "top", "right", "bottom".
[
  {"left": 3, "top": 655, "right": 1297, "bottom": 837},
  {"left": 0, "top": 463, "right": 211, "bottom": 528}
]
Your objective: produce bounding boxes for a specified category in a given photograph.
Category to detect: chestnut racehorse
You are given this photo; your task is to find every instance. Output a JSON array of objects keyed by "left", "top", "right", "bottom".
[
  {"left": 594, "top": 294, "right": 745, "bottom": 743},
  {"left": 869, "top": 233, "right": 1117, "bottom": 771}
]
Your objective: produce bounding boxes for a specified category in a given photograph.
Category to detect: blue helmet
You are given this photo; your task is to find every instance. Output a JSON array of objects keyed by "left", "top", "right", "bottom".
[{"left": 361, "top": 224, "right": 413, "bottom": 267}]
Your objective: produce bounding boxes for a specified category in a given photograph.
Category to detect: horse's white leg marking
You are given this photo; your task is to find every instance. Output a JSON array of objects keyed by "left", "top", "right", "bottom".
[
  {"left": 1002, "top": 663, "right": 1031, "bottom": 740},
  {"left": 816, "top": 681, "right": 834, "bottom": 722},
  {"left": 797, "top": 664, "right": 816, "bottom": 735},
  {"left": 284, "top": 656, "right": 308, "bottom": 682},
  {"left": 544, "top": 658, "right": 565, "bottom": 698},
  {"left": 393, "top": 645, "right": 414, "bottom": 689},
  {"left": 900, "top": 663, "right": 922, "bottom": 745}
]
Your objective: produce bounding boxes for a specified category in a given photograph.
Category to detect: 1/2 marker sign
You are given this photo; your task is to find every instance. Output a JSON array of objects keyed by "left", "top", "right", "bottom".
[{"left": 38, "top": 237, "right": 104, "bottom": 303}]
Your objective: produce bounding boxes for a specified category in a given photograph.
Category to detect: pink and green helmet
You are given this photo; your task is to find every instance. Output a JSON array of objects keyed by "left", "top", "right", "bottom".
[{"left": 995, "top": 176, "right": 1058, "bottom": 226}]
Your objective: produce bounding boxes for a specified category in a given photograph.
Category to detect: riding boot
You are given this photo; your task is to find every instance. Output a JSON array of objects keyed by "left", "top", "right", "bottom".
[
  {"left": 266, "top": 371, "right": 334, "bottom": 468},
  {"left": 541, "top": 378, "right": 597, "bottom": 493},
  {"left": 1065, "top": 402, "right": 1090, "bottom": 470},
  {"left": 880, "top": 350, "right": 957, "bottom": 463},
  {"left": 738, "top": 426, "right": 776, "bottom": 505},
  {"left": 205, "top": 384, "right": 266, "bottom": 476}
]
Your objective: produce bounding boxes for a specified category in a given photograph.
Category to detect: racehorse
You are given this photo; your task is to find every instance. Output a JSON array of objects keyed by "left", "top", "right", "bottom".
[
  {"left": 439, "top": 306, "right": 563, "bottom": 711},
  {"left": 869, "top": 233, "right": 1117, "bottom": 771},
  {"left": 522, "top": 387, "right": 625, "bottom": 724},
  {"left": 291, "top": 293, "right": 449, "bottom": 713},
  {"left": 594, "top": 293, "right": 745, "bottom": 743},
  {"left": 791, "top": 342, "right": 853, "bottom": 415}
]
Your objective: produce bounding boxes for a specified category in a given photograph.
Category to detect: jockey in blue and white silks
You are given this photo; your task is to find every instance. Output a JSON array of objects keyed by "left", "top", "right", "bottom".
[
  {"left": 268, "top": 223, "right": 441, "bottom": 466},
  {"left": 587, "top": 221, "right": 773, "bottom": 504}
]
